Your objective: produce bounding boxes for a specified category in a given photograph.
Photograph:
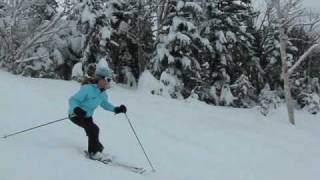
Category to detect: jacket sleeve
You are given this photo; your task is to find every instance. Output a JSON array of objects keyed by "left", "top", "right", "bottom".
[
  {"left": 100, "top": 93, "right": 115, "bottom": 112},
  {"left": 69, "top": 85, "right": 89, "bottom": 113}
]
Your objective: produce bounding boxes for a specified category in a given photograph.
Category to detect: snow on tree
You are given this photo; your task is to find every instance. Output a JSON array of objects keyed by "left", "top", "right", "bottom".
[
  {"left": 152, "top": 0, "right": 212, "bottom": 99},
  {"left": 0, "top": 0, "right": 319, "bottom": 115},
  {"left": 65, "top": 0, "right": 115, "bottom": 80},
  {"left": 138, "top": 70, "right": 163, "bottom": 96},
  {"left": 258, "top": 83, "right": 282, "bottom": 116},
  {"left": 295, "top": 77, "right": 320, "bottom": 114},
  {"left": 109, "top": 0, "right": 154, "bottom": 85},
  {"left": 219, "top": 84, "right": 236, "bottom": 106},
  {"left": 253, "top": 16, "right": 298, "bottom": 92},
  {"left": 198, "top": 0, "right": 257, "bottom": 106},
  {"left": 230, "top": 74, "right": 256, "bottom": 108},
  {"left": 0, "top": 0, "right": 78, "bottom": 78},
  {"left": 72, "top": 62, "right": 84, "bottom": 81},
  {"left": 270, "top": 0, "right": 320, "bottom": 124}
]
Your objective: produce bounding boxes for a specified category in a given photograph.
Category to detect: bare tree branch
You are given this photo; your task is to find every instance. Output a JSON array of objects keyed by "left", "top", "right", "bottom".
[{"left": 288, "top": 43, "right": 320, "bottom": 75}]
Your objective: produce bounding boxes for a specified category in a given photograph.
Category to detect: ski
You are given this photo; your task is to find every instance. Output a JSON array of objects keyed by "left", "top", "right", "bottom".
[{"left": 84, "top": 151, "right": 146, "bottom": 174}]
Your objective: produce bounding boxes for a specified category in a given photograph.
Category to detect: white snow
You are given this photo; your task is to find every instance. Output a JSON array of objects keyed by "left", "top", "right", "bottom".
[
  {"left": 226, "top": 31, "right": 237, "bottom": 42},
  {"left": 81, "top": 5, "right": 96, "bottom": 28},
  {"left": 172, "top": 17, "right": 195, "bottom": 32},
  {"left": 52, "top": 48, "right": 64, "bottom": 65},
  {"left": 122, "top": 66, "right": 137, "bottom": 88},
  {"left": 219, "top": 85, "right": 236, "bottom": 105},
  {"left": 217, "top": 30, "right": 227, "bottom": 44},
  {"left": 216, "top": 41, "right": 224, "bottom": 53},
  {"left": 160, "top": 69, "right": 183, "bottom": 98},
  {"left": 176, "top": 1, "right": 185, "bottom": 11},
  {"left": 101, "top": 27, "right": 111, "bottom": 40},
  {"left": 69, "top": 36, "right": 83, "bottom": 55},
  {"left": 1, "top": 70, "right": 320, "bottom": 180},
  {"left": 176, "top": 1, "right": 202, "bottom": 14},
  {"left": 35, "top": 46, "right": 51, "bottom": 70},
  {"left": 71, "top": 62, "right": 83, "bottom": 78},
  {"left": 180, "top": 56, "right": 191, "bottom": 68},
  {"left": 119, "top": 21, "right": 129, "bottom": 33},
  {"left": 153, "top": 43, "right": 175, "bottom": 71},
  {"left": 137, "top": 70, "right": 162, "bottom": 95}
]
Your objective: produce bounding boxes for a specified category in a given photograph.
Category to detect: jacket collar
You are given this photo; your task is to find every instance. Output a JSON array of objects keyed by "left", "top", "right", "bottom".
[{"left": 92, "top": 84, "right": 105, "bottom": 93}]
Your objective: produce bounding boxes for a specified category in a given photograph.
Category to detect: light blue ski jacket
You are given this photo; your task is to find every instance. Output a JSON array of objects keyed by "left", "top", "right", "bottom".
[{"left": 68, "top": 84, "right": 115, "bottom": 118}]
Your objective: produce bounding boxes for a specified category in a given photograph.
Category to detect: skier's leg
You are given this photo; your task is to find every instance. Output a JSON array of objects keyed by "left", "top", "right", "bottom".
[
  {"left": 69, "top": 115, "right": 87, "bottom": 128},
  {"left": 69, "top": 116, "right": 103, "bottom": 153},
  {"left": 85, "top": 118, "right": 104, "bottom": 154}
]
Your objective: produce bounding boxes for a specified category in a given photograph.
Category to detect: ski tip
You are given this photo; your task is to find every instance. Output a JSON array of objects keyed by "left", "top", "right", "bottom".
[
  {"left": 135, "top": 169, "right": 146, "bottom": 174},
  {"left": 2, "top": 135, "right": 7, "bottom": 139}
]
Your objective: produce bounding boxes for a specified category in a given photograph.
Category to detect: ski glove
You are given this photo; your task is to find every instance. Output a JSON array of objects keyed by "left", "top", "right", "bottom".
[
  {"left": 114, "top": 105, "right": 127, "bottom": 114},
  {"left": 74, "top": 107, "right": 86, "bottom": 118}
]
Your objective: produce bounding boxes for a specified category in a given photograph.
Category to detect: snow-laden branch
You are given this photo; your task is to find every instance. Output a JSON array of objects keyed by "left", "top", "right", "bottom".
[
  {"left": 288, "top": 43, "right": 320, "bottom": 75},
  {"left": 14, "top": 3, "right": 82, "bottom": 62},
  {"left": 15, "top": 55, "right": 48, "bottom": 63}
]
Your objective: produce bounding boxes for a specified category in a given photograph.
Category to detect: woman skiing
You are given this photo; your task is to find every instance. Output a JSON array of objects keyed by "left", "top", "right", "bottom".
[{"left": 68, "top": 67, "right": 126, "bottom": 160}]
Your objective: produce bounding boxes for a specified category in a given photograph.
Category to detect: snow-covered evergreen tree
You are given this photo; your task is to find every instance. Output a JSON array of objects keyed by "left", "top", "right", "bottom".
[
  {"left": 253, "top": 23, "right": 298, "bottom": 92},
  {"left": 199, "top": 0, "right": 257, "bottom": 107},
  {"left": 258, "top": 83, "right": 282, "bottom": 116},
  {"left": 66, "top": 0, "right": 154, "bottom": 84},
  {"left": 63, "top": 0, "right": 116, "bottom": 81},
  {"left": 152, "top": 0, "right": 212, "bottom": 98},
  {"left": 217, "top": 0, "right": 257, "bottom": 81},
  {"left": 230, "top": 74, "right": 256, "bottom": 107},
  {"left": 295, "top": 77, "right": 320, "bottom": 114},
  {"left": 109, "top": 0, "right": 154, "bottom": 86}
]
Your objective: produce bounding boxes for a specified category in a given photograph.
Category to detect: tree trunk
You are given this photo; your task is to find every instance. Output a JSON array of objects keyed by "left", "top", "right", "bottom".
[
  {"left": 137, "top": 0, "right": 145, "bottom": 76},
  {"left": 279, "top": 26, "right": 295, "bottom": 125},
  {"left": 273, "top": 0, "right": 295, "bottom": 125}
]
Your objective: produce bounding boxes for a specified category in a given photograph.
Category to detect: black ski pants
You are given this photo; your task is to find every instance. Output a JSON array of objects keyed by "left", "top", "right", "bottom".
[{"left": 69, "top": 116, "right": 104, "bottom": 154}]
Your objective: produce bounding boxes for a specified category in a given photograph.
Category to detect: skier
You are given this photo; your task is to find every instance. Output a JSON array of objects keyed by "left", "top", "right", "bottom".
[{"left": 68, "top": 67, "right": 127, "bottom": 160}]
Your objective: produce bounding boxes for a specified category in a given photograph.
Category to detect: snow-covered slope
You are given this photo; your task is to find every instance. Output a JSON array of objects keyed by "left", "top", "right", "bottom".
[{"left": 1, "top": 70, "right": 319, "bottom": 180}]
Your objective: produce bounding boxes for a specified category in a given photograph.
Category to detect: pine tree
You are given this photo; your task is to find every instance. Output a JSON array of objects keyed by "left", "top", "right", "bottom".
[
  {"left": 109, "top": 0, "right": 154, "bottom": 86},
  {"left": 200, "top": 0, "right": 257, "bottom": 106},
  {"left": 258, "top": 83, "right": 282, "bottom": 116},
  {"left": 67, "top": 0, "right": 154, "bottom": 83},
  {"left": 63, "top": 0, "right": 115, "bottom": 81},
  {"left": 152, "top": 0, "right": 212, "bottom": 98}
]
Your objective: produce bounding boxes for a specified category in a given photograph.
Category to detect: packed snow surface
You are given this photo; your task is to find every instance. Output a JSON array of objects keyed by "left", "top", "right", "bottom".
[{"left": 0, "top": 70, "right": 319, "bottom": 180}]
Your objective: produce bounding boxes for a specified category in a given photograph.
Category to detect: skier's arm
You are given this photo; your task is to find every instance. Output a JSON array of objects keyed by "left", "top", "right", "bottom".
[
  {"left": 69, "top": 85, "right": 89, "bottom": 113},
  {"left": 100, "top": 94, "right": 115, "bottom": 112}
]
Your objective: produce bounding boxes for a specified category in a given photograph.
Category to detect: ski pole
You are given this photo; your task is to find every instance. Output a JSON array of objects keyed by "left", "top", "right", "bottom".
[
  {"left": 2, "top": 116, "right": 69, "bottom": 139},
  {"left": 124, "top": 113, "right": 156, "bottom": 172}
]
